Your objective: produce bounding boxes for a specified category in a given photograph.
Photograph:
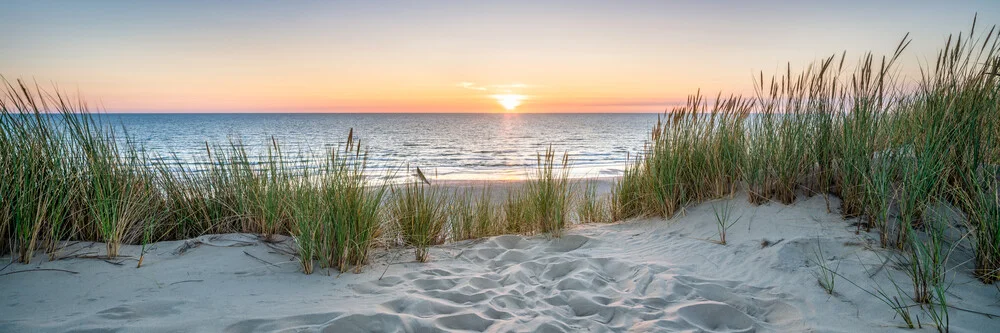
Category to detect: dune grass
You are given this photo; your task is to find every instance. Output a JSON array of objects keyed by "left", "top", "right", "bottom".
[
  {"left": 0, "top": 78, "right": 571, "bottom": 269},
  {"left": 320, "top": 138, "right": 388, "bottom": 272},
  {"left": 391, "top": 179, "right": 448, "bottom": 262},
  {"left": 0, "top": 80, "right": 397, "bottom": 271},
  {"left": 502, "top": 189, "right": 533, "bottom": 234},
  {"left": 449, "top": 186, "right": 503, "bottom": 240},
  {"left": 966, "top": 171, "right": 1000, "bottom": 283},
  {"left": 448, "top": 188, "right": 479, "bottom": 241},
  {"left": 290, "top": 169, "right": 323, "bottom": 275},
  {"left": 612, "top": 20, "right": 997, "bottom": 247},
  {"left": 577, "top": 180, "right": 611, "bottom": 224},
  {"left": 711, "top": 201, "right": 741, "bottom": 245},
  {"left": 0, "top": 102, "right": 77, "bottom": 262},
  {"left": 1, "top": 84, "right": 165, "bottom": 260},
  {"left": 611, "top": 153, "right": 647, "bottom": 221},
  {"left": 606, "top": 18, "right": 998, "bottom": 328},
  {"left": 525, "top": 147, "right": 572, "bottom": 236},
  {"left": 811, "top": 240, "right": 839, "bottom": 295},
  {"left": 500, "top": 147, "right": 573, "bottom": 236}
]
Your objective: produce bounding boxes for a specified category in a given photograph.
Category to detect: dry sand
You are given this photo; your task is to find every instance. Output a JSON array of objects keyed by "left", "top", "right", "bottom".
[{"left": 2, "top": 191, "right": 999, "bottom": 332}]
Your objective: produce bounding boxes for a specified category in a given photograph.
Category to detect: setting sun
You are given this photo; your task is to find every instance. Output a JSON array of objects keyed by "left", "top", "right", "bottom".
[{"left": 493, "top": 94, "right": 525, "bottom": 111}]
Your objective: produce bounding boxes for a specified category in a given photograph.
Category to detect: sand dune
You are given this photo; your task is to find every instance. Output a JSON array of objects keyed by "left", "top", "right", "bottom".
[{"left": 2, "top": 193, "right": 999, "bottom": 332}]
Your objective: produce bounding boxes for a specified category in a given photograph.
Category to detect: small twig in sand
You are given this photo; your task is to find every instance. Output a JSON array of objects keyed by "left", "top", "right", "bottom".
[
  {"left": 102, "top": 259, "right": 125, "bottom": 266},
  {"left": 0, "top": 268, "right": 79, "bottom": 277},
  {"left": 55, "top": 252, "right": 98, "bottom": 260},
  {"left": 244, "top": 251, "right": 279, "bottom": 268},
  {"left": 169, "top": 279, "right": 204, "bottom": 286},
  {"left": 64, "top": 254, "right": 137, "bottom": 262},
  {"left": 56, "top": 242, "right": 91, "bottom": 259},
  {"left": 379, "top": 250, "right": 404, "bottom": 280},
  {"left": 0, "top": 261, "right": 13, "bottom": 273},
  {"left": 264, "top": 242, "right": 297, "bottom": 257},
  {"left": 948, "top": 305, "right": 1000, "bottom": 318},
  {"left": 761, "top": 238, "right": 784, "bottom": 248},
  {"left": 868, "top": 255, "right": 892, "bottom": 279},
  {"left": 173, "top": 240, "right": 199, "bottom": 255}
]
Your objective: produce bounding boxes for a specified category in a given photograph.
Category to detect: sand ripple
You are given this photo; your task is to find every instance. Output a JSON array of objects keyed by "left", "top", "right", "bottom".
[{"left": 223, "top": 234, "right": 800, "bottom": 332}]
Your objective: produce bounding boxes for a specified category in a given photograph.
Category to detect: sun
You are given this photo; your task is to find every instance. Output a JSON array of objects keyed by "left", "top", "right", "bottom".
[{"left": 493, "top": 94, "right": 524, "bottom": 111}]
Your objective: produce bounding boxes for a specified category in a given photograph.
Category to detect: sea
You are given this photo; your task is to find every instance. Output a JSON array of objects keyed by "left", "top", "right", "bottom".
[{"left": 104, "top": 113, "right": 660, "bottom": 181}]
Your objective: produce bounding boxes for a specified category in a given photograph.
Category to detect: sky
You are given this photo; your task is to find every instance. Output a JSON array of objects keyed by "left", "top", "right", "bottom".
[{"left": 2, "top": 0, "right": 998, "bottom": 113}]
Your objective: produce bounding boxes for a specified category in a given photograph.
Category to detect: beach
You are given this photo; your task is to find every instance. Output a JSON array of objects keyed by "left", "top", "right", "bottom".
[
  {"left": 3, "top": 189, "right": 999, "bottom": 332},
  {"left": 3, "top": 5, "right": 1000, "bottom": 332}
]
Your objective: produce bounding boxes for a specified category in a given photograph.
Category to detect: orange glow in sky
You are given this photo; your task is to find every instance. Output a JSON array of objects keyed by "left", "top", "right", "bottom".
[{"left": 2, "top": 1, "right": 997, "bottom": 113}]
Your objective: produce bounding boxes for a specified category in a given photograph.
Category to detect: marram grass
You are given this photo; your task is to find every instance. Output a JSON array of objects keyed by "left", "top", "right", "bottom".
[
  {"left": 577, "top": 180, "right": 611, "bottom": 224},
  {"left": 391, "top": 179, "right": 447, "bottom": 262},
  {"left": 606, "top": 18, "right": 997, "bottom": 330}
]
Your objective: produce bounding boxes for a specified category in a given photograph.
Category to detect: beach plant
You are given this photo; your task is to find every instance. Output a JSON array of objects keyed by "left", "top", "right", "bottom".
[
  {"left": 501, "top": 149, "right": 571, "bottom": 236},
  {"left": 503, "top": 189, "right": 532, "bottom": 234},
  {"left": 746, "top": 72, "right": 814, "bottom": 205},
  {"left": 893, "top": 145, "right": 946, "bottom": 249},
  {"left": 834, "top": 41, "right": 908, "bottom": 219},
  {"left": 902, "top": 213, "right": 950, "bottom": 304},
  {"left": 475, "top": 188, "right": 502, "bottom": 237},
  {"left": 611, "top": 152, "right": 647, "bottom": 221},
  {"left": 254, "top": 137, "right": 293, "bottom": 240},
  {"left": 201, "top": 138, "right": 290, "bottom": 238},
  {"left": 0, "top": 92, "right": 77, "bottom": 262},
  {"left": 524, "top": 147, "right": 572, "bottom": 236},
  {"left": 83, "top": 138, "right": 159, "bottom": 258},
  {"left": 644, "top": 109, "right": 694, "bottom": 215},
  {"left": 289, "top": 169, "right": 323, "bottom": 274},
  {"left": 927, "top": 278, "right": 951, "bottom": 333},
  {"left": 964, "top": 170, "right": 1000, "bottom": 283},
  {"left": 449, "top": 188, "right": 477, "bottom": 241},
  {"left": 326, "top": 134, "right": 387, "bottom": 272},
  {"left": 836, "top": 252, "right": 919, "bottom": 329},
  {"left": 810, "top": 240, "right": 840, "bottom": 295},
  {"left": 711, "top": 200, "right": 741, "bottom": 245},
  {"left": 391, "top": 179, "right": 447, "bottom": 262},
  {"left": 154, "top": 153, "right": 225, "bottom": 240},
  {"left": 577, "top": 180, "right": 611, "bottom": 223},
  {"left": 612, "top": 93, "right": 750, "bottom": 220},
  {"left": 57, "top": 97, "right": 163, "bottom": 258},
  {"left": 137, "top": 216, "right": 155, "bottom": 268},
  {"left": 199, "top": 140, "right": 253, "bottom": 234},
  {"left": 862, "top": 136, "right": 898, "bottom": 244},
  {"left": 873, "top": 278, "right": 919, "bottom": 329},
  {"left": 448, "top": 186, "right": 502, "bottom": 240}
]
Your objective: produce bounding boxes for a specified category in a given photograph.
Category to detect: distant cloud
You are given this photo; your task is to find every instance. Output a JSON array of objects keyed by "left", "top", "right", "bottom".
[
  {"left": 532, "top": 97, "right": 684, "bottom": 112},
  {"left": 458, "top": 82, "right": 488, "bottom": 91},
  {"left": 457, "top": 82, "right": 531, "bottom": 93}
]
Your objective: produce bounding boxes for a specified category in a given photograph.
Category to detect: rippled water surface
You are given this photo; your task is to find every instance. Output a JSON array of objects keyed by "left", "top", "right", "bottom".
[{"left": 107, "top": 113, "right": 659, "bottom": 180}]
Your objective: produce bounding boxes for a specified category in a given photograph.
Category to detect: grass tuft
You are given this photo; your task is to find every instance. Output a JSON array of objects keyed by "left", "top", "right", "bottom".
[
  {"left": 391, "top": 178, "right": 447, "bottom": 262},
  {"left": 711, "top": 201, "right": 742, "bottom": 245},
  {"left": 577, "top": 180, "right": 612, "bottom": 223}
]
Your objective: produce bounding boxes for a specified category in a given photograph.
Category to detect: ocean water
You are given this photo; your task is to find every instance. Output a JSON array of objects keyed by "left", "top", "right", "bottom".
[{"left": 105, "top": 113, "right": 659, "bottom": 180}]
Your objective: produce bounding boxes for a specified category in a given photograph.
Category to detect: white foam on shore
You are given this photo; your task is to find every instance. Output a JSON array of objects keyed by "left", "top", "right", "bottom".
[{"left": 2, "top": 192, "right": 998, "bottom": 332}]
